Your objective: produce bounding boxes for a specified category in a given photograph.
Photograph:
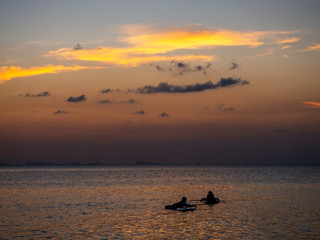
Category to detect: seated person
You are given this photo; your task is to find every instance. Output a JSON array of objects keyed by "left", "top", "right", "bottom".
[{"left": 201, "top": 191, "right": 219, "bottom": 204}]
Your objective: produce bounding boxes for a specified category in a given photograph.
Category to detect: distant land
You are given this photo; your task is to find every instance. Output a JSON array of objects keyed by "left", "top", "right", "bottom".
[
  {"left": 0, "top": 161, "right": 318, "bottom": 167},
  {"left": 0, "top": 161, "right": 160, "bottom": 167},
  {"left": 135, "top": 161, "right": 156, "bottom": 165}
]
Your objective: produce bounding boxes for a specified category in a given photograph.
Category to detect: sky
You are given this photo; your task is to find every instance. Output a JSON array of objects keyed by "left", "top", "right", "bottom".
[{"left": 0, "top": 0, "right": 319, "bottom": 165}]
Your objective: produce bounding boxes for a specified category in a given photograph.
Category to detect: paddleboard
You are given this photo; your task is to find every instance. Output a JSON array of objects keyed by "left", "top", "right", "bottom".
[
  {"left": 176, "top": 207, "right": 196, "bottom": 211},
  {"left": 165, "top": 205, "right": 196, "bottom": 211}
]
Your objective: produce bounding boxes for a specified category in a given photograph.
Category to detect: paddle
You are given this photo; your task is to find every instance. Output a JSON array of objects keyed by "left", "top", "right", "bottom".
[{"left": 190, "top": 198, "right": 221, "bottom": 205}]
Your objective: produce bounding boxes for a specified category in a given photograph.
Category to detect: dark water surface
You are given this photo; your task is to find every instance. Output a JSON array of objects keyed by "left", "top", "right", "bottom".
[{"left": 0, "top": 165, "right": 319, "bottom": 239}]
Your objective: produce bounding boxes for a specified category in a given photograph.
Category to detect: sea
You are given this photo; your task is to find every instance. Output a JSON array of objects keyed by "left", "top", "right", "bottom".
[{"left": 0, "top": 165, "right": 319, "bottom": 239}]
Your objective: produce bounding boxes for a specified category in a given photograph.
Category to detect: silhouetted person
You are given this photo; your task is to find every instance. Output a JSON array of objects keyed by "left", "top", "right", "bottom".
[
  {"left": 166, "top": 197, "right": 196, "bottom": 209},
  {"left": 172, "top": 197, "right": 188, "bottom": 208},
  {"left": 201, "top": 191, "right": 219, "bottom": 204}
]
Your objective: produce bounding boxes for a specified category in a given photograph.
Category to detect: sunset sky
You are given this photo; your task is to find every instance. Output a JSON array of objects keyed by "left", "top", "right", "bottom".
[{"left": 0, "top": 0, "right": 319, "bottom": 164}]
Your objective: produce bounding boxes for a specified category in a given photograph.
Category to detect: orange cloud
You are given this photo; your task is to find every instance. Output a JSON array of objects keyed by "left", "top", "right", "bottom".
[
  {"left": 0, "top": 65, "right": 102, "bottom": 83},
  {"left": 240, "top": 48, "right": 274, "bottom": 60},
  {"left": 298, "top": 43, "right": 320, "bottom": 52},
  {"left": 281, "top": 45, "right": 292, "bottom": 50},
  {"left": 48, "top": 47, "right": 213, "bottom": 67},
  {"left": 277, "top": 37, "right": 300, "bottom": 44},
  {"left": 303, "top": 101, "right": 320, "bottom": 108},
  {"left": 308, "top": 43, "right": 320, "bottom": 51},
  {"left": 47, "top": 25, "right": 298, "bottom": 66},
  {"left": 124, "top": 29, "right": 264, "bottom": 51}
]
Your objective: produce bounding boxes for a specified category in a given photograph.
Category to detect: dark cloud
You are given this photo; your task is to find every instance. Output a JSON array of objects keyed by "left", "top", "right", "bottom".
[
  {"left": 67, "top": 95, "right": 86, "bottom": 102},
  {"left": 127, "top": 99, "right": 138, "bottom": 104},
  {"left": 24, "top": 91, "right": 50, "bottom": 97},
  {"left": 217, "top": 77, "right": 248, "bottom": 87},
  {"left": 132, "top": 110, "right": 145, "bottom": 115},
  {"left": 151, "top": 61, "right": 213, "bottom": 75},
  {"left": 73, "top": 43, "right": 83, "bottom": 51},
  {"left": 98, "top": 99, "right": 112, "bottom": 104},
  {"left": 222, "top": 107, "right": 234, "bottom": 111},
  {"left": 155, "top": 65, "right": 164, "bottom": 71},
  {"left": 101, "top": 88, "right": 112, "bottom": 94},
  {"left": 97, "top": 99, "right": 139, "bottom": 104},
  {"left": 126, "top": 88, "right": 135, "bottom": 93},
  {"left": 217, "top": 104, "right": 234, "bottom": 111},
  {"left": 229, "top": 61, "right": 239, "bottom": 70},
  {"left": 159, "top": 112, "right": 169, "bottom": 117},
  {"left": 54, "top": 110, "right": 69, "bottom": 115},
  {"left": 137, "top": 77, "right": 249, "bottom": 94},
  {"left": 274, "top": 130, "right": 289, "bottom": 133},
  {"left": 34, "top": 91, "right": 50, "bottom": 97}
]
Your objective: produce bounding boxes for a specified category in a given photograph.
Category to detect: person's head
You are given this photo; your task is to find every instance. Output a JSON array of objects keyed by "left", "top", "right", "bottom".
[
  {"left": 182, "top": 197, "right": 187, "bottom": 202},
  {"left": 208, "top": 191, "right": 213, "bottom": 195}
]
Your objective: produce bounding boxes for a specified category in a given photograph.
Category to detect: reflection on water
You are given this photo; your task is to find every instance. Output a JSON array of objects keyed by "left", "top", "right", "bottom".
[{"left": 0, "top": 166, "right": 319, "bottom": 239}]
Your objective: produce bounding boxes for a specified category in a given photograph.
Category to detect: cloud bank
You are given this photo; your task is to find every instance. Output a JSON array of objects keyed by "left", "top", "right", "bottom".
[
  {"left": 0, "top": 24, "right": 301, "bottom": 83},
  {"left": 47, "top": 24, "right": 299, "bottom": 67},
  {"left": 137, "top": 77, "right": 249, "bottom": 94}
]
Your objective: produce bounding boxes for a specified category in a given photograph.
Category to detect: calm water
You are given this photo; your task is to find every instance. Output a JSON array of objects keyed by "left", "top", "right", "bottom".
[{"left": 0, "top": 165, "right": 319, "bottom": 239}]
